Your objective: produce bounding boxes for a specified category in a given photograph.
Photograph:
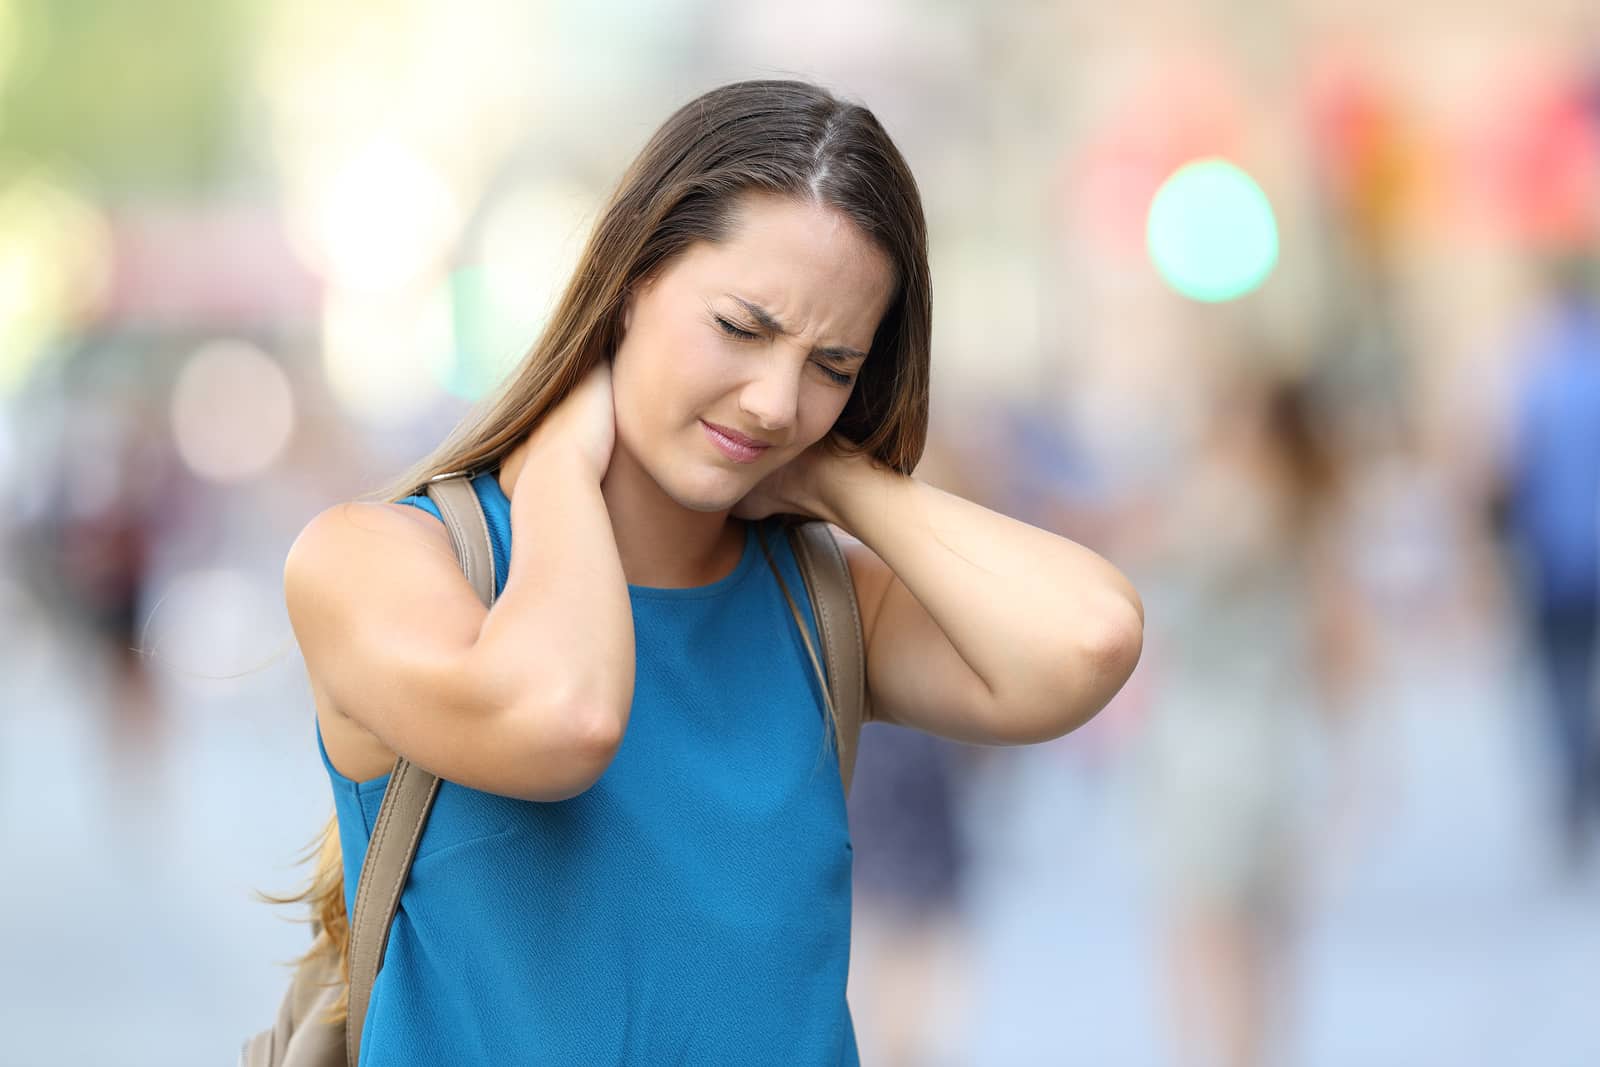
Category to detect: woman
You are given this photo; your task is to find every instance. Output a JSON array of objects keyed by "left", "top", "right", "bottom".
[
  {"left": 278, "top": 79, "right": 1143, "bottom": 1064},
  {"left": 1131, "top": 369, "right": 1361, "bottom": 1067}
]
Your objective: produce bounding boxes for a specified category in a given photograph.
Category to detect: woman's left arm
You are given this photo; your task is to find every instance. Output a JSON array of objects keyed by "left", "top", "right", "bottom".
[{"left": 811, "top": 453, "right": 1145, "bottom": 746}]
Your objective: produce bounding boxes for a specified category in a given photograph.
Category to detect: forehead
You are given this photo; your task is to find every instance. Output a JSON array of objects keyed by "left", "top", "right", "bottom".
[{"left": 671, "top": 193, "right": 896, "bottom": 328}]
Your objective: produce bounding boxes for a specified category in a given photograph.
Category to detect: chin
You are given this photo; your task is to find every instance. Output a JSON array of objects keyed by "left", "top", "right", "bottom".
[{"left": 653, "top": 460, "right": 750, "bottom": 514}]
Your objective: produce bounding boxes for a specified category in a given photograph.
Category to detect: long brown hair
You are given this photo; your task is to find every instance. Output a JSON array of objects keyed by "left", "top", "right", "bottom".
[{"left": 266, "top": 79, "right": 933, "bottom": 1023}]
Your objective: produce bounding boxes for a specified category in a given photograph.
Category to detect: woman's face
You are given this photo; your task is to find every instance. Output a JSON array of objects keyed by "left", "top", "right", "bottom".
[{"left": 610, "top": 192, "right": 897, "bottom": 513}]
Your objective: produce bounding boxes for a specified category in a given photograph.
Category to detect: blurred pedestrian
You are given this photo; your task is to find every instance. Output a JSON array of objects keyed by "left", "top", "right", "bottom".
[
  {"left": 24, "top": 364, "right": 179, "bottom": 755},
  {"left": 1127, "top": 367, "right": 1361, "bottom": 1067},
  {"left": 847, "top": 723, "right": 973, "bottom": 1067},
  {"left": 1501, "top": 254, "right": 1600, "bottom": 871}
]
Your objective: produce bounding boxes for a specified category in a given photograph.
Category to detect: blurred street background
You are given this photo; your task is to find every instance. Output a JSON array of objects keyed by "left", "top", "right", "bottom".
[{"left": 3, "top": 2, "right": 1600, "bottom": 1064}]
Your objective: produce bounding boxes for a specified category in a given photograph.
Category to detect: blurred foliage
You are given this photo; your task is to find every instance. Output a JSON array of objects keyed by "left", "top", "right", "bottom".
[{"left": 0, "top": 0, "right": 254, "bottom": 194}]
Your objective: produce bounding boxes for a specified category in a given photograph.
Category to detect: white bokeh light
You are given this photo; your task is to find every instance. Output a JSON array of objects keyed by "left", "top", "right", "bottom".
[
  {"left": 437, "top": 177, "right": 597, "bottom": 399},
  {"left": 142, "top": 567, "right": 283, "bottom": 688},
  {"left": 476, "top": 177, "right": 594, "bottom": 340},
  {"left": 170, "top": 339, "right": 296, "bottom": 484},
  {"left": 322, "top": 282, "right": 454, "bottom": 426},
  {"left": 294, "top": 139, "right": 462, "bottom": 294},
  {"left": 0, "top": 171, "right": 113, "bottom": 396}
]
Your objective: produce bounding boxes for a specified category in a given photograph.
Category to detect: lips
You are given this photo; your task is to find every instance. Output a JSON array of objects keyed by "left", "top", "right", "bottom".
[
  {"left": 701, "top": 420, "right": 772, "bottom": 464},
  {"left": 702, "top": 421, "right": 771, "bottom": 449}
]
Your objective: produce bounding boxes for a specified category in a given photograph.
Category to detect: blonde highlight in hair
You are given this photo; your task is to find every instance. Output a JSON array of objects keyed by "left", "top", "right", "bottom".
[
  {"left": 268, "top": 80, "right": 932, "bottom": 1020},
  {"left": 255, "top": 812, "right": 351, "bottom": 1023}
]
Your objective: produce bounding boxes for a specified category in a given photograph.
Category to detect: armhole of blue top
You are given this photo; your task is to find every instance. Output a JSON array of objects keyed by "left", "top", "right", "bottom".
[{"left": 315, "top": 714, "right": 392, "bottom": 794}]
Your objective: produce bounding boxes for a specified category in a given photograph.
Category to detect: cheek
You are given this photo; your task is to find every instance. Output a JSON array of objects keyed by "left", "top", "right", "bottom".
[
  {"left": 614, "top": 323, "right": 726, "bottom": 435},
  {"left": 804, "top": 386, "right": 852, "bottom": 439},
  {"left": 607, "top": 346, "right": 648, "bottom": 438},
  {"left": 657, "top": 333, "right": 744, "bottom": 418}
]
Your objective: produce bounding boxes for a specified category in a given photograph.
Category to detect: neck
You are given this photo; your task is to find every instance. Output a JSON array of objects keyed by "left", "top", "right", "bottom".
[
  {"left": 496, "top": 435, "right": 744, "bottom": 590},
  {"left": 600, "top": 443, "right": 746, "bottom": 588}
]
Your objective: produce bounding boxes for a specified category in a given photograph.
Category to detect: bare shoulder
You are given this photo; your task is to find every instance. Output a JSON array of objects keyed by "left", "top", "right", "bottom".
[
  {"left": 284, "top": 498, "right": 477, "bottom": 782},
  {"left": 284, "top": 499, "right": 473, "bottom": 635},
  {"left": 283, "top": 492, "right": 626, "bottom": 801},
  {"left": 289, "top": 498, "right": 453, "bottom": 564}
]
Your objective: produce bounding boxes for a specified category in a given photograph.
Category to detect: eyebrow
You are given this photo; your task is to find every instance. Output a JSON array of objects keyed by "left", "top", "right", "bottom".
[{"left": 727, "top": 295, "right": 869, "bottom": 365}]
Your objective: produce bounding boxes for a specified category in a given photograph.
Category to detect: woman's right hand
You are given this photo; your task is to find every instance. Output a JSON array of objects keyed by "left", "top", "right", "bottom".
[{"left": 527, "top": 360, "right": 617, "bottom": 482}]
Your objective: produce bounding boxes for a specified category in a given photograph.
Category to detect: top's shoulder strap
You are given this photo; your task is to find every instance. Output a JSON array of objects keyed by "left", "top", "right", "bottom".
[
  {"left": 345, "top": 471, "right": 495, "bottom": 1066},
  {"left": 787, "top": 521, "right": 868, "bottom": 796}
]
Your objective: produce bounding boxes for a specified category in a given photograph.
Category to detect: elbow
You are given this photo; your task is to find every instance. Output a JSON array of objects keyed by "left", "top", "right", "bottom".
[
  {"left": 507, "top": 690, "right": 630, "bottom": 803},
  {"left": 1065, "top": 597, "right": 1144, "bottom": 731},
  {"left": 1087, "top": 591, "right": 1145, "bottom": 684},
  {"left": 568, "top": 702, "right": 627, "bottom": 769},
  {"left": 1001, "top": 595, "right": 1145, "bottom": 745},
  {"left": 1074, "top": 576, "right": 1145, "bottom": 691}
]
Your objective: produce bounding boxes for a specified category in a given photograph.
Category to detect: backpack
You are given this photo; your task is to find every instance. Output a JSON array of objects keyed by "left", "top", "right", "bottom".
[{"left": 241, "top": 470, "right": 868, "bottom": 1066}]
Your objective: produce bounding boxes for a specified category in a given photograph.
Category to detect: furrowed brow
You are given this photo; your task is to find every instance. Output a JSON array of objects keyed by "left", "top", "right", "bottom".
[{"left": 729, "top": 295, "right": 868, "bottom": 364}]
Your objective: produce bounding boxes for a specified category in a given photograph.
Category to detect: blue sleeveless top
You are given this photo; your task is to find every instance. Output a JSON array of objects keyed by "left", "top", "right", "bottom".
[{"left": 315, "top": 470, "right": 858, "bottom": 1065}]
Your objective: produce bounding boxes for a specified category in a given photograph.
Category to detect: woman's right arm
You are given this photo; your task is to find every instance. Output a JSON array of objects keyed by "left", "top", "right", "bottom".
[{"left": 284, "top": 367, "right": 635, "bottom": 803}]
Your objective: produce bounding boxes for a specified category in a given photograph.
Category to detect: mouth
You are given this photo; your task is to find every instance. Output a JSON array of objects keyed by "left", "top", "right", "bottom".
[{"left": 701, "top": 420, "right": 772, "bottom": 464}]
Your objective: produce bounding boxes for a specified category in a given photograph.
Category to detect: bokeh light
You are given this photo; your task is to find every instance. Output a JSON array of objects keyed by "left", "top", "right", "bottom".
[
  {"left": 321, "top": 283, "right": 454, "bottom": 426},
  {"left": 443, "top": 178, "right": 596, "bottom": 400},
  {"left": 169, "top": 340, "right": 296, "bottom": 484},
  {"left": 287, "top": 139, "right": 462, "bottom": 294},
  {"left": 1147, "top": 158, "right": 1279, "bottom": 302},
  {"left": 142, "top": 567, "right": 282, "bottom": 687},
  {"left": 0, "top": 171, "right": 113, "bottom": 395}
]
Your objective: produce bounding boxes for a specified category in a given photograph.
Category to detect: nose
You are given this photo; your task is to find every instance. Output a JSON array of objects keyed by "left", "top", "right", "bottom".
[{"left": 737, "top": 356, "right": 801, "bottom": 437}]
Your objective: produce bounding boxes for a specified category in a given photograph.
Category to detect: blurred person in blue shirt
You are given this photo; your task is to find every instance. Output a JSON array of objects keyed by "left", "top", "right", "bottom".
[{"left": 1503, "top": 253, "right": 1600, "bottom": 870}]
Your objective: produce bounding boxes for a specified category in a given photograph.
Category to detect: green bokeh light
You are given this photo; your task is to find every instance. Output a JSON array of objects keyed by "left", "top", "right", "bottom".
[
  {"left": 1147, "top": 159, "right": 1279, "bottom": 303},
  {"left": 443, "top": 265, "right": 522, "bottom": 401}
]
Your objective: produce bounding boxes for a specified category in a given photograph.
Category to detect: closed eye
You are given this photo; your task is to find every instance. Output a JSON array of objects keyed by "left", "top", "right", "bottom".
[
  {"left": 715, "top": 312, "right": 856, "bottom": 387},
  {"left": 714, "top": 316, "right": 759, "bottom": 340}
]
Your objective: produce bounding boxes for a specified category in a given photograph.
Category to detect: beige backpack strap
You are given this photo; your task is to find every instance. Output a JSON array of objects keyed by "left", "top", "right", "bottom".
[
  {"left": 345, "top": 471, "right": 495, "bottom": 1066},
  {"left": 786, "top": 522, "right": 868, "bottom": 797}
]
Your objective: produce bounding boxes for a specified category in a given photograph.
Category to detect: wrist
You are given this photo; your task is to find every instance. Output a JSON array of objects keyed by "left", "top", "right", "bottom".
[
  {"left": 813, "top": 451, "right": 891, "bottom": 530},
  {"left": 526, "top": 428, "right": 607, "bottom": 484},
  {"left": 510, "top": 436, "right": 601, "bottom": 512}
]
